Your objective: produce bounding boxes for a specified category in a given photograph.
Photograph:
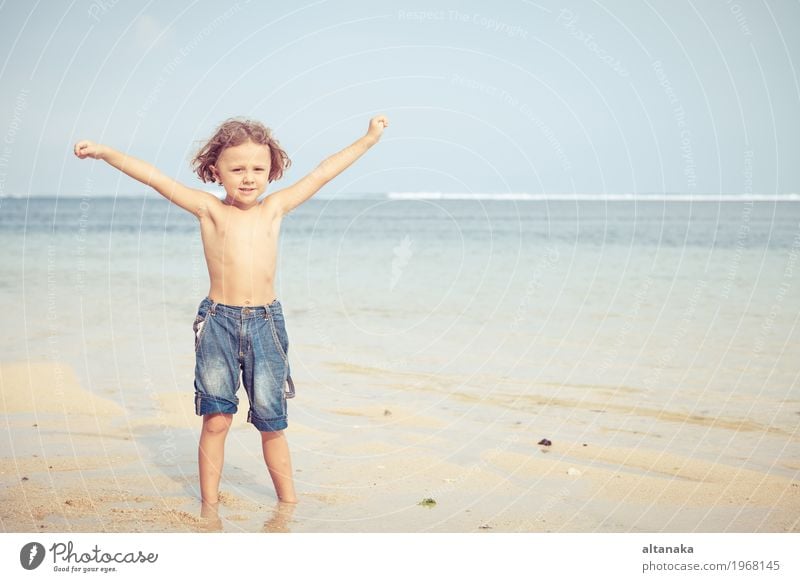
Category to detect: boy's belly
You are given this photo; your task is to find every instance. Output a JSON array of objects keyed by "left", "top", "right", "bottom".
[{"left": 206, "top": 267, "right": 278, "bottom": 307}]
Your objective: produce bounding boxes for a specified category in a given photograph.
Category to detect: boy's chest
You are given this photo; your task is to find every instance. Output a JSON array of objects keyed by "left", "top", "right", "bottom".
[{"left": 201, "top": 206, "right": 282, "bottom": 253}]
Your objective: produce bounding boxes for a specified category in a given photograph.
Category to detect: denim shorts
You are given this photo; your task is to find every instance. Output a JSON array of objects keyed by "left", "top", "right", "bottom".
[{"left": 193, "top": 297, "right": 296, "bottom": 432}]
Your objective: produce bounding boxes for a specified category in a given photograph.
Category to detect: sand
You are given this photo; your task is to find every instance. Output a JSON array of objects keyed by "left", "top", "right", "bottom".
[{"left": 1, "top": 361, "right": 798, "bottom": 533}]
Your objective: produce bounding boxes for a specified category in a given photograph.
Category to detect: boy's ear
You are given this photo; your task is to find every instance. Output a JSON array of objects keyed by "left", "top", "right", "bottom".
[{"left": 209, "top": 164, "right": 220, "bottom": 183}]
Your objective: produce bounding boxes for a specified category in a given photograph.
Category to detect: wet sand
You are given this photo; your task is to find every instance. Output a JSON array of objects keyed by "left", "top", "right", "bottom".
[{"left": 1, "top": 361, "right": 798, "bottom": 533}]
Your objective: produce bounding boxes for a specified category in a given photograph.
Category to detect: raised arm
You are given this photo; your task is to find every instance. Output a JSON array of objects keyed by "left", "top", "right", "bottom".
[
  {"left": 73, "top": 141, "right": 219, "bottom": 219},
  {"left": 271, "top": 115, "right": 389, "bottom": 216}
]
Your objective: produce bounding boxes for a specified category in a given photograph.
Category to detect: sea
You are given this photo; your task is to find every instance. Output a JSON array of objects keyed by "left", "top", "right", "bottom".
[{"left": 1, "top": 193, "right": 798, "bottom": 478}]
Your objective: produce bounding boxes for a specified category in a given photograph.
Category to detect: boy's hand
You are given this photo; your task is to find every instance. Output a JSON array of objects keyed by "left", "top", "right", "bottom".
[
  {"left": 366, "top": 115, "right": 389, "bottom": 143},
  {"left": 73, "top": 140, "right": 107, "bottom": 160}
]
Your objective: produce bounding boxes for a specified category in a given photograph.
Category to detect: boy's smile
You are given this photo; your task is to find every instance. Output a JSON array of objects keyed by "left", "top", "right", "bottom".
[{"left": 211, "top": 140, "right": 272, "bottom": 209}]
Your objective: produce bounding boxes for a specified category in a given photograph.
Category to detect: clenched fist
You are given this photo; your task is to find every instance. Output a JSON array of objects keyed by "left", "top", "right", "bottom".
[
  {"left": 366, "top": 115, "right": 389, "bottom": 143},
  {"left": 73, "top": 140, "right": 108, "bottom": 160}
]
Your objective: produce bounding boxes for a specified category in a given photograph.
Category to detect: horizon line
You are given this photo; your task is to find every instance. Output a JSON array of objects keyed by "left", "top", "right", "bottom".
[{"left": 3, "top": 191, "right": 799, "bottom": 201}]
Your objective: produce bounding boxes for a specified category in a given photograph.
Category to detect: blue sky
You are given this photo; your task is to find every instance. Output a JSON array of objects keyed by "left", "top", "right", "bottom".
[{"left": 0, "top": 0, "right": 798, "bottom": 197}]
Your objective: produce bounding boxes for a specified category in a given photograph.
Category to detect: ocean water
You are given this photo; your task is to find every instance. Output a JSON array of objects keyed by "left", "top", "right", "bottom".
[{"left": 1, "top": 195, "right": 798, "bottom": 476}]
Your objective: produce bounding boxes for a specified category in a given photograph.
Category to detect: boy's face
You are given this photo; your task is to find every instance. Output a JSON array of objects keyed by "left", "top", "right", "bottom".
[{"left": 211, "top": 140, "right": 271, "bottom": 205}]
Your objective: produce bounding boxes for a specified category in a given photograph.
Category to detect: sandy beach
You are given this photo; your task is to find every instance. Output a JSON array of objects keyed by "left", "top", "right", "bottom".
[
  {"left": 2, "top": 360, "right": 798, "bottom": 533},
  {"left": 1, "top": 198, "right": 798, "bottom": 533}
]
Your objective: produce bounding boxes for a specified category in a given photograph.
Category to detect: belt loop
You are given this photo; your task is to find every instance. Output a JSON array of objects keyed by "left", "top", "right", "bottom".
[
  {"left": 210, "top": 300, "right": 217, "bottom": 316},
  {"left": 263, "top": 302, "right": 270, "bottom": 319}
]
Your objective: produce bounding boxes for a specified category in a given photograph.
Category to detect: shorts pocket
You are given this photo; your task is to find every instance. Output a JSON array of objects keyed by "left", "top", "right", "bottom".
[
  {"left": 267, "top": 314, "right": 289, "bottom": 362},
  {"left": 193, "top": 313, "right": 210, "bottom": 353}
]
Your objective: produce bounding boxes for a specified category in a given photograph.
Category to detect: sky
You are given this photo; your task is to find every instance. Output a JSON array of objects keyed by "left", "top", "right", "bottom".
[{"left": 0, "top": 0, "right": 798, "bottom": 197}]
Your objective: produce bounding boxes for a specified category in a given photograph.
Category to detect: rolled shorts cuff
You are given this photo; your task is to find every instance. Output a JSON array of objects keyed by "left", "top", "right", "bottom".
[
  {"left": 195, "top": 392, "right": 238, "bottom": 416},
  {"left": 247, "top": 409, "right": 287, "bottom": 432}
]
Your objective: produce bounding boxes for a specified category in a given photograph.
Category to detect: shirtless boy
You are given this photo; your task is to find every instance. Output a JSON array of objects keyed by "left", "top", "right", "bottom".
[{"left": 73, "top": 115, "right": 389, "bottom": 506}]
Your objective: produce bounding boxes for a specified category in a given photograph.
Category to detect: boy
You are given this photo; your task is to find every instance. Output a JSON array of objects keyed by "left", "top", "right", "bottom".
[{"left": 74, "top": 115, "right": 389, "bottom": 505}]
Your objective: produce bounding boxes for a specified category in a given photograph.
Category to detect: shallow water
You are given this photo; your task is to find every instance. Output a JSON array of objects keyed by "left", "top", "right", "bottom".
[{"left": 1, "top": 195, "right": 798, "bottom": 489}]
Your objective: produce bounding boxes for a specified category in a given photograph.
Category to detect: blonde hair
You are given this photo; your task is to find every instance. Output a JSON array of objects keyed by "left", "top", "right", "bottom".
[{"left": 191, "top": 118, "right": 291, "bottom": 184}]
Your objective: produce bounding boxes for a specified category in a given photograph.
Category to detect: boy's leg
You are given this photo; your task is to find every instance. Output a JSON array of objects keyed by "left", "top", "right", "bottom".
[
  {"left": 199, "top": 413, "right": 233, "bottom": 503},
  {"left": 261, "top": 430, "right": 297, "bottom": 503}
]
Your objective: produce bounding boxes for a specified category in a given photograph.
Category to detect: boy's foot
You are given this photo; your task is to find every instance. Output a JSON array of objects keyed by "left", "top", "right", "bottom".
[
  {"left": 263, "top": 500, "right": 297, "bottom": 533},
  {"left": 199, "top": 500, "right": 222, "bottom": 531}
]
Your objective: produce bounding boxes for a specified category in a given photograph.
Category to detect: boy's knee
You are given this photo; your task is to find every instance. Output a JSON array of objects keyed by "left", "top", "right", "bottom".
[
  {"left": 203, "top": 413, "right": 232, "bottom": 435},
  {"left": 260, "top": 429, "right": 284, "bottom": 441}
]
